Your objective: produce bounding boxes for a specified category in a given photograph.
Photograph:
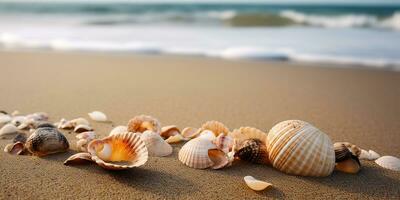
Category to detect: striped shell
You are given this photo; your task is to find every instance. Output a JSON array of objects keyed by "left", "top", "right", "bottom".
[
  {"left": 87, "top": 132, "right": 148, "bottom": 170},
  {"left": 267, "top": 120, "right": 335, "bottom": 177},
  {"left": 229, "top": 127, "right": 268, "bottom": 151},
  {"left": 25, "top": 127, "right": 69, "bottom": 156},
  {"left": 213, "top": 134, "right": 234, "bottom": 154},
  {"left": 127, "top": 115, "right": 161, "bottom": 134},
  {"left": 199, "top": 121, "right": 229, "bottom": 136},
  {"left": 235, "top": 139, "right": 270, "bottom": 164},
  {"left": 140, "top": 131, "right": 173, "bottom": 157},
  {"left": 178, "top": 137, "right": 217, "bottom": 169}
]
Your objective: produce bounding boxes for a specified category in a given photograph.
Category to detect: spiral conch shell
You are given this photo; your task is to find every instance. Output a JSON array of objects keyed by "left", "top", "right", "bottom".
[
  {"left": 65, "top": 132, "right": 148, "bottom": 170},
  {"left": 127, "top": 115, "right": 161, "bottom": 134},
  {"left": 267, "top": 120, "right": 335, "bottom": 177},
  {"left": 140, "top": 131, "right": 173, "bottom": 157}
]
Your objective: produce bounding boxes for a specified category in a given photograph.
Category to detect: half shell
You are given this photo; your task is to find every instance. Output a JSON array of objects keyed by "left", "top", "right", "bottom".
[
  {"left": 4, "top": 142, "right": 25, "bottom": 155},
  {"left": 375, "top": 156, "right": 400, "bottom": 171},
  {"left": 25, "top": 127, "right": 69, "bottom": 156},
  {"left": 160, "top": 125, "right": 180, "bottom": 139},
  {"left": 181, "top": 127, "right": 200, "bottom": 139},
  {"left": 178, "top": 137, "right": 217, "bottom": 169},
  {"left": 127, "top": 115, "right": 161, "bottom": 134},
  {"left": 244, "top": 176, "right": 272, "bottom": 191},
  {"left": 199, "top": 121, "right": 229, "bottom": 136},
  {"left": 88, "top": 111, "right": 108, "bottom": 122},
  {"left": 140, "top": 131, "right": 173, "bottom": 157},
  {"left": 267, "top": 120, "right": 335, "bottom": 177}
]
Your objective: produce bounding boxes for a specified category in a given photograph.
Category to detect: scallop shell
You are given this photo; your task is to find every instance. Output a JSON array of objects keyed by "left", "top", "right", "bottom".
[
  {"left": 0, "top": 124, "right": 18, "bottom": 139},
  {"left": 213, "top": 134, "right": 234, "bottom": 154},
  {"left": 229, "top": 127, "right": 268, "bottom": 151},
  {"left": 375, "top": 156, "right": 400, "bottom": 171},
  {"left": 74, "top": 125, "right": 93, "bottom": 133},
  {"left": 178, "top": 137, "right": 217, "bottom": 169},
  {"left": 267, "top": 120, "right": 335, "bottom": 177},
  {"left": 160, "top": 125, "right": 180, "bottom": 139},
  {"left": 4, "top": 142, "right": 25, "bottom": 155},
  {"left": 235, "top": 139, "right": 270, "bottom": 164},
  {"left": 88, "top": 111, "right": 108, "bottom": 122},
  {"left": 127, "top": 115, "right": 161, "bottom": 134},
  {"left": 181, "top": 127, "right": 200, "bottom": 139},
  {"left": 199, "top": 121, "right": 229, "bottom": 136},
  {"left": 140, "top": 131, "right": 173, "bottom": 157},
  {"left": 110, "top": 126, "right": 128, "bottom": 136},
  {"left": 25, "top": 127, "right": 69, "bottom": 156},
  {"left": 86, "top": 132, "right": 148, "bottom": 170},
  {"left": 244, "top": 176, "right": 272, "bottom": 191}
]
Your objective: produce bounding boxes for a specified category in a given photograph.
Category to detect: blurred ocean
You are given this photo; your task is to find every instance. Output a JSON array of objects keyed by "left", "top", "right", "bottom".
[{"left": 1, "top": 2, "right": 400, "bottom": 70}]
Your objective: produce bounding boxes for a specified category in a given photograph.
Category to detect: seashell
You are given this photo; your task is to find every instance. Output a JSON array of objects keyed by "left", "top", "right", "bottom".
[
  {"left": 88, "top": 111, "right": 108, "bottom": 122},
  {"left": 359, "top": 149, "right": 369, "bottom": 160},
  {"left": 25, "top": 127, "right": 69, "bottom": 156},
  {"left": 375, "top": 156, "right": 400, "bottom": 171},
  {"left": 368, "top": 150, "right": 380, "bottom": 160},
  {"left": 214, "top": 134, "right": 234, "bottom": 154},
  {"left": 199, "top": 121, "right": 229, "bottom": 136},
  {"left": 76, "top": 139, "right": 89, "bottom": 152},
  {"left": 267, "top": 120, "right": 335, "bottom": 177},
  {"left": 181, "top": 127, "right": 200, "bottom": 139},
  {"left": 334, "top": 142, "right": 361, "bottom": 157},
  {"left": 13, "top": 133, "right": 27, "bottom": 144},
  {"left": 11, "top": 116, "right": 27, "bottom": 127},
  {"left": 0, "top": 114, "right": 12, "bottom": 125},
  {"left": 198, "top": 130, "right": 217, "bottom": 141},
  {"left": 86, "top": 132, "right": 148, "bottom": 170},
  {"left": 334, "top": 143, "right": 353, "bottom": 163},
  {"left": 243, "top": 176, "right": 272, "bottom": 191},
  {"left": 178, "top": 137, "right": 217, "bottom": 169},
  {"left": 208, "top": 149, "right": 230, "bottom": 169},
  {"left": 36, "top": 122, "right": 56, "bottom": 129},
  {"left": 0, "top": 124, "right": 18, "bottom": 139},
  {"left": 127, "top": 115, "right": 161, "bottom": 134},
  {"left": 60, "top": 118, "right": 90, "bottom": 129},
  {"left": 64, "top": 152, "right": 93, "bottom": 165},
  {"left": 165, "top": 134, "right": 185, "bottom": 144},
  {"left": 140, "top": 131, "right": 173, "bottom": 157},
  {"left": 335, "top": 155, "right": 361, "bottom": 174},
  {"left": 160, "top": 125, "right": 180, "bottom": 139},
  {"left": 74, "top": 124, "right": 93, "bottom": 133},
  {"left": 229, "top": 127, "right": 268, "bottom": 151},
  {"left": 4, "top": 142, "right": 25, "bottom": 155},
  {"left": 76, "top": 131, "right": 96, "bottom": 141},
  {"left": 235, "top": 139, "right": 270, "bottom": 164},
  {"left": 26, "top": 112, "right": 49, "bottom": 122},
  {"left": 110, "top": 126, "right": 128, "bottom": 136},
  {"left": 17, "top": 118, "right": 35, "bottom": 130}
]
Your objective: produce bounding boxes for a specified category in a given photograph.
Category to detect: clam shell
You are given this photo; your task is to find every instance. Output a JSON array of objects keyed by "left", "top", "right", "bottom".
[
  {"left": 0, "top": 124, "right": 18, "bottom": 139},
  {"left": 334, "top": 142, "right": 361, "bottom": 157},
  {"left": 181, "top": 127, "right": 200, "bottom": 139},
  {"left": 335, "top": 155, "right": 361, "bottom": 174},
  {"left": 4, "top": 142, "right": 25, "bottom": 155},
  {"left": 25, "top": 127, "right": 69, "bottom": 156},
  {"left": 244, "top": 176, "right": 272, "bottom": 191},
  {"left": 213, "top": 134, "right": 234, "bottom": 154},
  {"left": 160, "top": 125, "right": 180, "bottom": 139},
  {"left": 127, "top": 115, "right": 161, "bottom": 134},
  {"left": 165, "top": 134, "right": 185, "bottom": 144},
  {"left": 178, "top": 137, "right": 217, "bottom": 169},
  {"left": 199, "top": 121, "right": 229, "bottom": 136},
  {"left": 229, "top": 127, "right": 268, "bottom": 151},
  {"left": 87, "top": 132, "right": 148, "bottom": 170},
  {"left": 88, "top": 111, "right": 108, "bottom": 122},
  {"left": 76, "top": 131, "right": 96, "bottom": 141},
  {"left": 375, "top": 156, "right": 400, "bottom": 171},
  {"left": 110, "top": 126, "right": 128, "bottom": 136},
  {"left": 74, "top": 125, "right": 93, "bottom": 133},
  {"left": 140, "top": 131, "right": 173, "bottom": 157},
  {"left": 235, "top": 139, "right": 270, "bottom": 164},
  {"left": 64, "top": 152, "right": 93, "bottom": 165},
  {"left": 208, "top": 149, "right": 230, "bottom": 169},
  {"left": 334, "top": 143, "right": 352, "bottom": 163},
  {"left": 267, "top": 120, "right": 335, "bottom": 177}
]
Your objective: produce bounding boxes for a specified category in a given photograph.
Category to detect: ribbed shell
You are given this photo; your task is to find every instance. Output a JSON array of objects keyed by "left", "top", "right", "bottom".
[
  {"left": 127, "top": 115, "right": 161, "bottom": 134},
  {"left": 87, "top": 132, "right": 148, "bottom": 170},
  {"left": 229, "top": 127, "right": 268, "bottom": 151},
  {"left": 178, "top": 137, "right": 217, "bottom": 169},
  {"left": 25, "top": 127, "right": 69, "bottom": 156},
  {"left": 267, "top": 120, "right": 335, "bottom": 177},
  {"left": 199, "top": 121, "right": 229, "bottom": 136},
  {"left": 235, "top": 139, "right": 270, "bottom": 164},
  {"left": 140, "top": 131, "right": 173, "bottom": 157},
  {"left": 109, "top": 126, "right": 128, "bottom": 136}
]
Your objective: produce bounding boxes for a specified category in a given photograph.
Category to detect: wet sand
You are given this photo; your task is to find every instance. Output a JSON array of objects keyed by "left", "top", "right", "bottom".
[{"left": 0, "top": 51, "right": 399, "bottom": 199}]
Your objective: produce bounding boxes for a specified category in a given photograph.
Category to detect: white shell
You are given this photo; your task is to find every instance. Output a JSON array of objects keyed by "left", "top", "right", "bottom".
[
  {"left": 375, "top": 156, "right": 400, "bottom": 171},
  {"left": 267, "top": 120, "right": 335, "bottom": 177},
  {"left": 0, "top": 114, "right": 12, "bottom": 125},
  {"left": 11, "top": 116, "right": 27, "bottom": 126},
  {"left": 74, "top": 124, "right": 93, "bottom": 133},
  {"left": 198, "top": 130, "right": 216, "bottom": 141},
  {"left": 359, "top": 149, "right": 381, "bottom": 160},
  {"left": 178, "top": 137, "right": 217, "bottom": 169},
  {"left": 165, "top": 134, "right": 185, "bottom": 144},
  {"left": 244, "top": 176, "right": 272, "bottom": 191},
  {"left": 88, "top": 111, "right": 108, "bottom": 122},
  {"left": 368, "top": 150, "right": 380, "bottom": 160},
  {"left": 140, "top": 131, "right": 173, "bottom": 157},
  {"left": 109, "top": 126, "right": 128, "bottom": 136},
  {"left": 0, "top": 124, "right": 18, "bottom": 139}
]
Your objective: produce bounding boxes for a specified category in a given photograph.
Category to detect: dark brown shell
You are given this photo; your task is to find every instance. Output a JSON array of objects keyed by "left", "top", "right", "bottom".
[
  {"left": 13, "top": 133, "right": 27, "bottom": 144},
  {"left": 234, "top": 139, "right": 270, "bottom": 164},
  {"left": 334, "top": 143, "right": 361, "bottom": 165},
  {"left": 25, "top": 127, "right": 69, "bottom": 156}
]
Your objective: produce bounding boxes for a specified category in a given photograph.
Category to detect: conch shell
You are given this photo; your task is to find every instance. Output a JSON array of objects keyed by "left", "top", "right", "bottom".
[
  {"left": 140, "top": 131, "right": 173, "bottom": 157},
  {"left": 25, "top": 127, "right": 69, "bottom": 156},
  {"left": 267, "top": 120, "right": 335, "bottom": 177},
  {"left": 127, "top": 115, "right": 161, "bottom": 134}
]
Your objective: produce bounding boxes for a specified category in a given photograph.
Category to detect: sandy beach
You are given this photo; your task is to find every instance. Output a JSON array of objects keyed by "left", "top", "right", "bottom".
[{"left": 0, "top": 51, "right": 399, "bottom": 199}]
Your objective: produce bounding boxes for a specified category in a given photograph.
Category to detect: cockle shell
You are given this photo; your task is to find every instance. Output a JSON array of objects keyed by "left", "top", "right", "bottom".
[
  {"left": 127, "top": 115, "right": 161, "bottom": 134},
  {"left": 25, "top": 127, "right": 69, "bottom": 156},
  {"left": 214, "top": 134, "right": 234, "bottom": 154},
  {"left": 86, "top": 132, "right": 148, "bottom": 170},
  {"left": 181, "top": 127, "right": 200, "bottom": 139},
  {"left": 229, "top": 127, "right": 268, "bottom": 151},
  {"left": 74, "top": 125, "right": 93, "bottom": 133},
  {"left": 88, "top": 111, "right": 108, "bottom": 122},
  {"left": 178, "top": 137, "right": 217, "bottom": 169},
  {"left": 244, "top": 176, "right": 272, "bottom": 191},
  {"left": 267, "top": 120, "right": 335, "bottom": 177},
  {"left": 199, "top": 121, "right": 229, "bottom": 136},
  {"left": 140, "top": 131, "right": 173, "bottom": 157},
  {"left": 0, "top": 124, "right": 18, "bottom": 139},
  {"left": 375, "top": 156, "right": 400, "bottom": 171},
  {"left": 4, "top": 142, "right": 25, "bottom": 155},
  {"left": 110, "top": 126, "right": 128, "bottom": 136},
  {"left": 235, "top": 139, "right": 270, "bottom": 164},
  {"left": 160, "top": 125, "right": 180, "bottom": 139}
]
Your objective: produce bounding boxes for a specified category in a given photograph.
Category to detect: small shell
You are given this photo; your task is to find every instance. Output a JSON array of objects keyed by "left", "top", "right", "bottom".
[
  {"left": 140, "top": 131, "right": 173, "bottom": 157},
  {"left": 4, "top": 142, "right": 25, "bottom": 155},
  {"left": 235, "top": 139, "right": 270, "bottom": 164},
  {"left": 74, "top": 125, "right": 93, "bottom": 133},
  {"left": 0, "top": 114, "right": 12, "bottom": 125},
  {"left": 165, "top": 134, "right": 185, "bottom": 144},
  {"left": 213, "top": 134, "right": 234, "bottom": 154},
  {"left": 334, "top": 142, "right": 361, "bottom": 157},
  {"left": 64, "top": 152, "right": 93, "bottom": 165},
  {"left": 208, "top": 149, "right": 230, "bottom": 169},
  {"left": 11, "top": 110, "right": 20, "bottom": 116},
  {"left": 36, "top": 122, "right": 56, "bottom": 129},
  {"left": 60, "top": 118, "right": 90, "bottom": 129},
  {"left": 110, "top": 126, "right": 128, "bottom": 136},
  {"left": 76, "top": 139, "right": 89, "bottom": 152},
  {"left": 160, "top": 125, "right": 180, "bottom": 139},
  {"left": 335, "top": 156, "right": 361, "bottom": 174},
  {"left": 368, "top": 150, "right": 380, "bottom": 160},
  {"left": 11, "top": 116, "right": 27, "bottom": 127},
  {"left": 244, "top": 176, "right": 272, "bottom": 191},
  {"left": 26, "top": 112, "right": 49, "bottom": 122},
  {"left": 13, "top": 133, "right": 27, "bottom": 144},
  {"left": 127, "top": 115, "right": 161, "bottom": 134},
  {"left": 86, "top": 132, "right": 148, "bottom": 170},
  {"left": 197, "top": 130, "right": 216, "bottom": 141},
  {"left": 76, "top": 131, "right": 96, "bottom": 141},
  {"left": 0, "top": 124, "right": 18, "bottom": 139},
  {"left": 199, "top": 121, "right": 229, "bottom": 136},
  {"left": 375, "top": 156, "right": 400, "bottom": 171},
  {"left": 178, "top": 137, "right": 217, "bottom": 169},
  {"left": 229, "top": 127, "right": 268, "bottom": 151},
  {"left": 334, "top": 143, "right": 353, "bottom": 163},
  {"left": 181, "top": 127, "right": 200, "bottom": 139},
  {"left": 88, "top": 111, "right": 108, "bottom": 122},
  {"left": 25, "top": 127, "right": 69, "bottom": 156}
]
